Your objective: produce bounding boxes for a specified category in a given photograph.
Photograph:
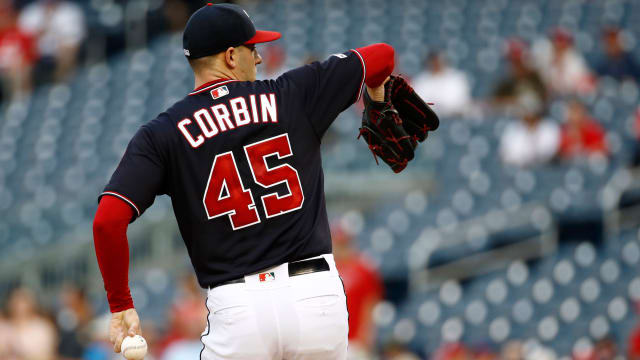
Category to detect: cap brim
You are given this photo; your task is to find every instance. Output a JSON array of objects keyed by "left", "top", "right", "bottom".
[{"left": 245, "top": 30, "right": 281, "bottom": 44}]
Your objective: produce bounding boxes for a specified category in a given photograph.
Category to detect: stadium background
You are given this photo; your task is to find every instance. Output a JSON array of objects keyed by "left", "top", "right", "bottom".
[{"left": 0, "top": 0, "right": 640, "bottom": 359}]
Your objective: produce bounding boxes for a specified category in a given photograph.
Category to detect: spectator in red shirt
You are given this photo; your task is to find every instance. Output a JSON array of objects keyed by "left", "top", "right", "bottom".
[
  {"left": 558, "top": 100, "right": 608, "bottom": 159},
  {"left": 630, "top": 303, "right": 640, "bottom": 360},
  {"left": 157, "top": 274, "right": 208, "bottom": 359},
  {"left": 432, "top": 342, "right": 474, "bottom": 360},
  {"left": 0, "top": 0, "right": 36, "bottom": 100},
  {"left": 332, "top": 223, "right": 383, "bottom": 358},
  {"left": 631, "top": 328, "right": 640, "bottom": 360},
  {"left": 593, "top": 337, "right": 617, "bottom": 360}
]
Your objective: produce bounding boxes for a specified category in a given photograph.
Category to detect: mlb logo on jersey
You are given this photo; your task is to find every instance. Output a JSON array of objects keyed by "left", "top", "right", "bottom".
[
  {"left": 259, "top": 272, "right": 276, "bottom": 282},
  {"left": 211, "top": 86, "right": 229, "bottom": 100}
]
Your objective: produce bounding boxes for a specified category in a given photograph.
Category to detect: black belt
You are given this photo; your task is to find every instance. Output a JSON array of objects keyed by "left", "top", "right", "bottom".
[{"left": 213, "top": 257, "right": 330, "bottom": 288}]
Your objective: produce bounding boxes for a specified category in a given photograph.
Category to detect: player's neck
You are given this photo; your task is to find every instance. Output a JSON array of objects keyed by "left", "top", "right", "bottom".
[{"left": 194, "top": 68, "right": 238, "bottom": 89}]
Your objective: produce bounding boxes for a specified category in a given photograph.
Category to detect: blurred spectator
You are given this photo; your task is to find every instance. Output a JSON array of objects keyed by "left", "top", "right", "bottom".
[
  {"left": 161, "top": 339, "right": 202, "bottom": 360},
  {"left": 475, "top": 347, "right": 498, "bottom": 360},
  {"left": 502, "top": 341, "right": 524, "bottom": 360},
  {"left": 532, "top": 28, "right": 594, "bottom": 95},
  {"left": 57, "top": 285, "right": 93, "bottom": 360},
  {"left": 591, "top": 337, "right": 617, "bottom": 360},
  {"left": 595, "top": 27, "right": 640, "bottom": 81},
  {"left": 162, "top": 0, "right": 190, "bottom": 32},
  {"left": 557, "top": 100, "right": 608, "bottom": 159},
  {"left": 632, "top": 108, "right": 640, "bottom": 167},
  {"left": 432, "top": 342, "right": 473, "bottom": 360},
  {"left": 573, "top": 337, "right": 617, "bottom": 360},
  {"left": 7, "top": 287, "right": 58, "bottom": 360},
  {"left": 83, "top": 314, "right": 115, "bottom": 360},
  {"left": 332, "top": 223, "right": 383, "bottom": 359},
  {"left": 0, "top": 309, "right": 17, "bottom": 359},
  {"left": 412, "top": 51, "right": 472, "bottom": 118},
  {"left": 158, "top": 274, "right": 207, "bottom": 360},
  {"left": 500, "top": 95, "right": 560, "bottom": 167},
  {"left": 492, "top": 39, "right": 547, "bottom": 115},
  {"left": 381, "top": 341, "right": 421, "bottom": 360},
  {"left": 140, "top": 321, "right": 160, "bottom": 360},
  {"left": 257, "top": 43, "right": 287, "bottom": 79},
  {"left": 524, "top": 345, "right": 556, "bottom": 360},
  {"left": 18, "top": 0, "right": 85, "bottom": 82},
  {"left": 630, "top": 315, "right": 640, "bottom": 360},
  {"left": 0, "top": 0, "right": 36, "bottom": 101}
]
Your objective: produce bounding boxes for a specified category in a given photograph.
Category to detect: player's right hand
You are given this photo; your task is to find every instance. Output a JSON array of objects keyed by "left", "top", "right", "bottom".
[
  {"left": 366, "top": 76, "right": 390, "bottom": 102},
  {"left": 109, "top": 308, "right": 141, "bottom": 353}
]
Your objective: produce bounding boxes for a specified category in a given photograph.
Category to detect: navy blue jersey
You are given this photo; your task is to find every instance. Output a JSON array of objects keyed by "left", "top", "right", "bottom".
[{"left": 100, "top": 50, "right": 365, "bottom": 287}]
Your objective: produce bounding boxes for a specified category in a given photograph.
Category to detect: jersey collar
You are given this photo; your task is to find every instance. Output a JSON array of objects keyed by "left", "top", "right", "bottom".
[{"left": 189, "top": 78, "right": 239, "bottom": 96}]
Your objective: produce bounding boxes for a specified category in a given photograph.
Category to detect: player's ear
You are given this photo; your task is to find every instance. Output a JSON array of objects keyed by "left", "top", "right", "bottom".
[{"left": 224, "top": 47, "right": 237, "bottom": 69}]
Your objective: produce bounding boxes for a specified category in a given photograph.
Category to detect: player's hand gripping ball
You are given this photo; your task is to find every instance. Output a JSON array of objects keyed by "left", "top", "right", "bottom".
[{"left": 120, "top": 335, "right": 147, "bottom": 360}]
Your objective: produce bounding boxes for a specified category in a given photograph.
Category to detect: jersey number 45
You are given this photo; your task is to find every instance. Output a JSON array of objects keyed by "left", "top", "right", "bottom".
[{"left": 202, "top": 133, "right": 304, "bottom": 230}]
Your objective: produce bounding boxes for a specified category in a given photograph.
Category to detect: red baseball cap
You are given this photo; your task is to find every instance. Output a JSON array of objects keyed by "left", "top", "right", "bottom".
[{"left": 245, "top": 30, "right": 282, "bottom": 45}]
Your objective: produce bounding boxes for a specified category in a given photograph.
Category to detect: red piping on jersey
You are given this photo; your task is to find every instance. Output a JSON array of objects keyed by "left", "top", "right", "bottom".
[
  {"left": 189, "top": 79, "right": 240, "bottom": 96},
  {"left": 350, "top": 49, "right": 366, "bottom": 103},
  {"left": 101, "top": 191, "right": 141, "bottom": 217},
  {"left": 93, "top": 196, "right": 135, "bottom": 313}
]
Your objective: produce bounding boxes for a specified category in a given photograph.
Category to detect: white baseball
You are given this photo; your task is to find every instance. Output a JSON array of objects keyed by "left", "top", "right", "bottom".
[{"left": 121, "top": 335, "right": 147, "bottom": 360}]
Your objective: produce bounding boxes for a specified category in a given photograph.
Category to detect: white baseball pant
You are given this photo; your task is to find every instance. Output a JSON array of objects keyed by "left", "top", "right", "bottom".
[{"left": 200, "top": 254, "right": 349, "bottom": 359}]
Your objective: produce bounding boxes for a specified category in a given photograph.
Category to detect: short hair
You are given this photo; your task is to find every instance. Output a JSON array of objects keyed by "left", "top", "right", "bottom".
[{"left": 187, "top": 53, "right": 220, "bottom": 72}]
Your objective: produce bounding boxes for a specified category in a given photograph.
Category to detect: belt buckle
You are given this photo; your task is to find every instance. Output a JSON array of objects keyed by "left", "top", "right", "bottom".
[{"left": 258, "top": 271, "right": 276, "bottom": 282}]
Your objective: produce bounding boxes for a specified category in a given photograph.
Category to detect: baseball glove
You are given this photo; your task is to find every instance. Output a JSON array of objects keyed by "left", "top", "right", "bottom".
[
  {"left": 388, "top": 75, "right": 439, "bottom": 141},
  {"left": 358, "top": 75, "right": 439, "bottom": 173}
]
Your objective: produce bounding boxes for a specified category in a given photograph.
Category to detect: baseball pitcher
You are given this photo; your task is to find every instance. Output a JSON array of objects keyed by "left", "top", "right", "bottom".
[{"left": 93, "top": 3, "right": 438, "bottom": 359}]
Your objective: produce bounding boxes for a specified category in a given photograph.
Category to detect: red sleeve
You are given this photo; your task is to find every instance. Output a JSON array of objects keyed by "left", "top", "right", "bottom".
[
  {"left": 93, "top": 195, "right": 135, "bottom": 313},
  {"left": 355, "top": 43, "right": 395, "bottom": 88}
]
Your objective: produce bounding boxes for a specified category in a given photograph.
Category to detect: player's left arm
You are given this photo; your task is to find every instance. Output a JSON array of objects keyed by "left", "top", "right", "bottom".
[
  {"left": 356, "top": 43, "right": 395, "bottom": 89},
  {"left": 276, "top": 43, "right": 395, "bottom": 139},
  {"left": 357, "top": 44, "right": 395, "bottom": 102}
]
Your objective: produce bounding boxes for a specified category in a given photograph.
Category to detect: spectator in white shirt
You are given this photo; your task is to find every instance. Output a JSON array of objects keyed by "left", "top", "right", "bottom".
[
  {"left": 18, "top": 0, "right": 85, "bottom": 82},
  {"left": 412, "top": 52, "right": 472, "bottom": 118},
  {"left": 500, "top": 93, "right": 560, "bottom": 167},
  {"left": 532, "top": 28, "right": 594, "bottom": 96}
]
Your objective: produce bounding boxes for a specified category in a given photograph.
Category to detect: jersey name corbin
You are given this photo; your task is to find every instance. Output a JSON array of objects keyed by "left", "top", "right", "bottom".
[{"left": 178, "top": 90, "right": 278, "bottom": 148}]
